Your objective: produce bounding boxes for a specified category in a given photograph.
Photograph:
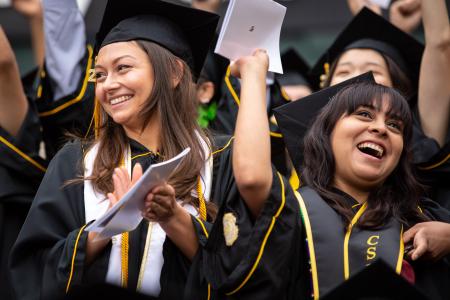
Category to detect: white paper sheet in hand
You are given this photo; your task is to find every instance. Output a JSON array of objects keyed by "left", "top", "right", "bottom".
[
  {"left": 370, "top": 0, "right": 391, "bottom": 9},
  {"left": 215, "top": 0, "right": 286, "bottom": 74},
  {"left": 85, "top": 148, "right": 191, "bottom": 239}
]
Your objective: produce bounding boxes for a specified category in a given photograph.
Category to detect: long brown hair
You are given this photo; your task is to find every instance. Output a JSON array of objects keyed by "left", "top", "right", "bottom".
[
  {"left": 85, "top": 40, "right": 216, "bottom": 219},
  {"left": 302, "top": 82, "right": 427, "bottom": 229}
]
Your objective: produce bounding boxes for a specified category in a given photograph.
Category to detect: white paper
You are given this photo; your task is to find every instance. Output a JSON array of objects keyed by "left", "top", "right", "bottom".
[
  {"left": 0, "top": 0, "right": 11, "bottom": 8},
  {"left": 76, "top": 0, "right": 92, "bottom": 16},
  {"left": 85, "top": 148, "right": 191, "bottom": 238},
  {"left": 370, "top": 0, "right": 391, "bottom": 9},
  {"left": 215, "top": 0, "right": 286, "bottom": 74}
]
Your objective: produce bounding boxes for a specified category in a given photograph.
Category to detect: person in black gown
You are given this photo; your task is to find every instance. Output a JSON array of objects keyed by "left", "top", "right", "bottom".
[{"left": 187, "top": 61, "right": 450, "bottom": 299}]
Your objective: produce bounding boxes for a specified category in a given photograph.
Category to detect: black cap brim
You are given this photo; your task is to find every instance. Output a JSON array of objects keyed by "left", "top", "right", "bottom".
[
  {"left": 311, "top": 7, "right": 423, "bottom": 89},
  {"left": 273, "top": 72, "right": 375, "bottom": 174},
  {"left": 95, "top": 0, "right": 220, "bottom": 80},
  {"left": 322, "top": 259, "right": 429, "bottom": 300}
]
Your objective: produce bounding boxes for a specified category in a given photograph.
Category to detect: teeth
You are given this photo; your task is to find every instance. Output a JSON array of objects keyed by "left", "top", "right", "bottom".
[
  {"left": 357, "top": 142, "right": 384, "bottom": 158},
  {"left": 110, "top": 95, "right": 131, "bottom": 105}
]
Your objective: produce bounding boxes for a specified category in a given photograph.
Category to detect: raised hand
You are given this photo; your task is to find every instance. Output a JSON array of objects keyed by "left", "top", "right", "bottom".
[
  {"left": 11, "top": 0, "right": 42, "bottom": 19},
  {"left": 229, "top": 48, "right": 269, "bottom": 80},
  {"left": 347, "top": 0, "right": 382, "bottom": 16},
  {"left": 191, "top": 0, "right": 221, "bottom": 13},
  {"left": 389, "top": 0, "right": 422, "bottom": 33}
]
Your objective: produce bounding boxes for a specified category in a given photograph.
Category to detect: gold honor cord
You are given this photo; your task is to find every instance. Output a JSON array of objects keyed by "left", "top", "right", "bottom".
[
  {"left": 121, "top": 232, "right": 130, "bottom": 288},
  {"left": 343, "top": 202, "right": 368, "bottom": 280},
  {"left": 118, "top": 154, "right": 130, "bottom": 288},
  {"left": 197, "top": 176, "right": 207, "bottom": 221}
]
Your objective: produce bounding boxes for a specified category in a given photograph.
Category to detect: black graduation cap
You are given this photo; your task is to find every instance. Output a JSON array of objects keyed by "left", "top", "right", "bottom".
[
  {"left": 322, "top": 259, "right": 429, "bottom": 300},
  {"left": 276, "top": 48, "right": 319, "bottom": 91},
  {"left": 311, "top": 7, "right": 423, "bottom": 89},
  {"left": 95, "top": 0, "right": 220, "bottom": 80},
  {"left": 273, "top": 72, "right": 375, "bottom": 175}
]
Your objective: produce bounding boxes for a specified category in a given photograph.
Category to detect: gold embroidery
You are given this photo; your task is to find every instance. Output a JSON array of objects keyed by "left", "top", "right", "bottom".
[{"left": 223, "top": 212, "right": 239, "bottom": 246}]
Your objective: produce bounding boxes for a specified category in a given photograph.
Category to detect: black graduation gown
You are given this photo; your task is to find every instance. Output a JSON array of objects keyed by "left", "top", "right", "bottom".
[
  {"left": 189, "top": 180, "right": 450, "bottom": 300},
  {"left": 411, "top": 107, "right": 450, "bottom": 210},
  {"left": 209, "top": 74, "right": 291, "bottom": 176},
  {"left": 9, "top": 134, "right": 235, "bottom": 300},
  {"left": 35, "top": 45, "right": 96, "bottom": 159},
  {"left": 0, "top": 98, "right": 47, "bottom": 300}
]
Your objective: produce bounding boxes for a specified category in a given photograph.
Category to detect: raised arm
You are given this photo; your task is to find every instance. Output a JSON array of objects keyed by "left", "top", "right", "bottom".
[
  {"left": 0, "top": 26, "right": 28, "bottom": 137},
  {"left": 12, "top": 0, "right": 45, "bottom": 67},
  {"left": 43, "top": 0, "right": 86, "bottom": 100},
  {"left": 232, "top": 50, "right": 272, "bottom": 217},
  {"left": 418, "top": 0, "right": 450, "bottom": 147}
]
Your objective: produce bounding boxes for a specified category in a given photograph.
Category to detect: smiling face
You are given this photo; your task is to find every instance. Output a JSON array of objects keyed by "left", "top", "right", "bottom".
[
  {"left": 95, "top": 41, "right": 154, "bottom": 131},
  {"left": 331, "top": 96, "right": 404, "bottom": 190},
  {"left": 330, "top": 49, "right": 393, "bottom": 88}
]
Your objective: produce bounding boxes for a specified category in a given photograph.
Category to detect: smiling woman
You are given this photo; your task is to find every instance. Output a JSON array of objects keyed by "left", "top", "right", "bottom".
[
  {"left": 8, "top": 1, "right": 230, "bottom": 299},
  {"left": 196, "top": 74, "right": 450, "bottom": 300}
]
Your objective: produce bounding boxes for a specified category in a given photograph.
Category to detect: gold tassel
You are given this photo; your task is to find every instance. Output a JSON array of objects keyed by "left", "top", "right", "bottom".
[
  {"left": 93, "top": 98, "right": 102, "bottom": 138},
  {"left": 319, "top": 62, "right": 330, "bottom": 89},
  {"left": 197, "top": 176, "right": 207, "bottom": 221}
]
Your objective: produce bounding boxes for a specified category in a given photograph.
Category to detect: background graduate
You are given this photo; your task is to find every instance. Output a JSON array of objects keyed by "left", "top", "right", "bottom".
[
  {"left": 0, "top": 2, "right": 47, "bottom": 297},
  {"left": 312, "top": 1, "right": 450, "bottom": 209},
  {"left": 194, "top": 65, "right": 450, "bottom": 299}
]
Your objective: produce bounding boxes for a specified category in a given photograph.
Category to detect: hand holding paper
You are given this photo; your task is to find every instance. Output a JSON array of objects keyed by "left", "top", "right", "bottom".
[
  {"left": 215, "top": 0, "right": 286, "bottom": 73},
  {"left": 85, "top": 148, "right": 191, "bottom": 239},
  {"left": 142, "top": 183, "right": 178, "bottom": 223}
]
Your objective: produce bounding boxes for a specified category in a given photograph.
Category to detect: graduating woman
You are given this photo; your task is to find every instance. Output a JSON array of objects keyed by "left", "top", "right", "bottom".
[
  {"left": 8, "top": 1, "right": 234, "bottom": 299},
  {"left": 311, "top": 3, "right": 450, "bottom": 209},
  {"left": 10, "top": 1, "right": 293, "bottom": 299},
  {"left": 193, "top": 59, "right": 450, "bottom": 299}
]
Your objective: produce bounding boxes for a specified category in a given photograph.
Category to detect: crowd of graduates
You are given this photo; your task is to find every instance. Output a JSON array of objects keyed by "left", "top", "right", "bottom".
[{"left": 1, "top": 0, "right": 449, "bottom": 299}]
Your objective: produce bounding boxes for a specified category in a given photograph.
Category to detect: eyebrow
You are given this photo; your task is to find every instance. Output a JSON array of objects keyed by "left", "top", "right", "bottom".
[
  {"left": 358, "top": 104, "right": 404, "bottom": 120},
  {"left": 336, "top": 61, "right": 383, "bottom": 68},
  {"left": 95, "top": 55, "right": 136, "bottom": 69}
]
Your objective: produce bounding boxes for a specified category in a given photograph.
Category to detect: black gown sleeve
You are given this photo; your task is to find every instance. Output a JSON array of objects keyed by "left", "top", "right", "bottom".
[
  {"left": 35, "top": 46, "right": 96, "bottom": 159},
  {"left": 0, "top": 96, "right": 47, "bottom": 300},
  {"left": 186, "top": 140, "right": 306, "bottom": 300},
  {"left": 9, "top": 141, "right": 109, "bottom": 300},
  {"left": 0, "top": 98, "right": 47, "bottom": 200},
  {"left": 411, "top": 107, "right": 450, "bottom": 209}
]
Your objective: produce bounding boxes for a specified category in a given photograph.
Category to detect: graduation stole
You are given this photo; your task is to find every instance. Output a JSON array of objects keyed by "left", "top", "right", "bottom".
[
  {"left": 84, "top": 137, "right": 213, "bottom": 289},
  {"left": 295, "top": 186, "right": 404, "bottom": 299}
]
